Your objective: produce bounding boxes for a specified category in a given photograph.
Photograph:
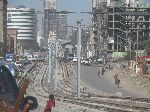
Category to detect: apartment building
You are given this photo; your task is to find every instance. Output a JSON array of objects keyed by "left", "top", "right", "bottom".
[
  {"left": 0, "top": 0, "right": 7, "bottom": 56},
  {"left": 7, "top": 6, "right": 38, "bottom": 54}
]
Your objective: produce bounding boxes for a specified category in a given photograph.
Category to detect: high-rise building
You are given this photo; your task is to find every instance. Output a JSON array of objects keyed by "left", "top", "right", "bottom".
[
  {"left": 0, "top": 0, "right": 7, "bottom": 56},
  {"left": 107, "top": 5, "right": 150, "bottom": 52},
  {"left": 43, "top": 0, "right": 67, "bottom": 42},
  {"left": 92, "top": 0, "right": 108, "bottom": 57},
  {"left": 109, "top": 0, "right": 123, "bottom": 7},
  {"left": 93, "top": 0, "right": 107, "bottom": 8},
  {"left": 139, "top": 0, "right": 150, "bottom": 7},
  {"left": 7, "top": 7, "right": 38, "bottom": 54},
  {"left": 122, "top": 0, "right": 150, "bottom": 7},
  {"left": 57, "top": 14, "right": 67, "bottom": 41},
  {"left": 43, "top": 0, "right": 57, "bottom": 41},
  {"left": 44, "top": 0, "right": 56, "bottom": 9}
]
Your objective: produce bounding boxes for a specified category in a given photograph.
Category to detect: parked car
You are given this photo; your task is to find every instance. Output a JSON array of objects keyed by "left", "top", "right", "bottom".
[
  {"left": 97, "top": 58, "right": 104, "bottom": 64},
  {"left": 84, "top": 59, "right": 90, "bottom": 65},
  {"left": 81, "top": 59, "right": 85, "bottom": 65},
  {"left": 73, "top": 57, "right": 77, "bottom": 62},
  {"left": 91, "top": 56, "right": 97, "bottom": 62},
  {"left": 97, "top": 58, "right": 103, "bottom": 62}
]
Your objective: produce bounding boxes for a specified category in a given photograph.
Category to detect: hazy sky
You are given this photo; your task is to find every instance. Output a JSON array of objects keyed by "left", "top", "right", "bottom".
[
  {"left": 8, "top": 0, "right": 92, "bottom": 27},
  {"left": 57, "top": 0, "right": 92, "bottom": 26}
]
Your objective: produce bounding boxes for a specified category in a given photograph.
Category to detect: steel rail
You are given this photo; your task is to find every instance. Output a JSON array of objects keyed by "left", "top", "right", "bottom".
[{"left": 26, "top": 62, "right": 150, "bottom": 112}]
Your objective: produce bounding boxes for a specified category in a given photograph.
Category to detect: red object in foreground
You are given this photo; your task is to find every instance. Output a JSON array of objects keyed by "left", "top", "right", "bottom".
[
  {"left": 0, "top": 79, "right": 30, "bottom": 112},
  {"left": 135, "top": 56, "right": 150, "bottom": 61},
  {"left": 44, "top": 99, "right": 55, "bottom": 112}
]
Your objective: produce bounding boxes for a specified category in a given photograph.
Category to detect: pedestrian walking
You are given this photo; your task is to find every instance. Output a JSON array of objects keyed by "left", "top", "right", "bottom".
[
  {"left": 97, "top": 70, "right": 101, "bottom": 78},
  {"left": 105, "top": 65, "right": 108, "bottom": 71},
  {"left": 110, "top": 66, "right": 113, "bottom": 70},
  {"left": 102, "top": 67, "right": 105, "bottom": 75},
  {"left": 114, "top": 74, "right": 118, "bottom": 80},
  {"left": 108, "top": 65, "right": 111, "bottom": 70},
  {"left": 44, "top": 94, "right": 55, "bottom": 112},
  {"left": 115, "top": 78, "right": 120, "bottom": 88},
  {"left": 113, "top": 74, "right": 120, "bottom": 88}
]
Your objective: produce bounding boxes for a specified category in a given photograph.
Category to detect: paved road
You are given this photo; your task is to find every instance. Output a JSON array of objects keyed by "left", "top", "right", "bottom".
[{"left": 80, "top": 65, "right": 147, "bottom": 97}]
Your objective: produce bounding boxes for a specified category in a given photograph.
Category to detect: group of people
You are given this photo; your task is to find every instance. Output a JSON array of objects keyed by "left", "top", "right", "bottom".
[
  {"left": 97, "top": 67, "right": 105, "bottom": 77},
  {"left": 43, "top": 69, "right": 121, "bottom": 112},
  {"left": 97, "top": 65, "right": 120, "bottom": 88},
  {"left": 97, "top": 65, "right": 112, "bottom": 78}
]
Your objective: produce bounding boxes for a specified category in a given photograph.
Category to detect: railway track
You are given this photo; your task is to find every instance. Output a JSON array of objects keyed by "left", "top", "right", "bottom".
[{"left": 26, "top": 62, "right": 150, "bottom": 112}]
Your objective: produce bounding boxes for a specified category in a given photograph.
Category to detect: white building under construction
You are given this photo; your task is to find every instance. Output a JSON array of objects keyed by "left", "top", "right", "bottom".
[{"left": 91, "top": 0, "right": 150, "bottom": 57}]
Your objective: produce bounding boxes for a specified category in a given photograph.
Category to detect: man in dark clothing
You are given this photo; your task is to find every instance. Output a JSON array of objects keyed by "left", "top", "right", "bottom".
[
  {"left": 102, "top": 67, "right": 105, "bottom": 75},
  {"left": 115, "top": 78, "right": 120, "bottom": 88},
  {"left": 97, "top": 70, "right": 101, "bottom": 78},
  {"left": 114, "top": 74, "right": 120, "bottom": 88}
]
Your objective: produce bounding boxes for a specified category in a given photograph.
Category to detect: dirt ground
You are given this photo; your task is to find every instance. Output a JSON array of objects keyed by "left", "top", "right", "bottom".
[{"left": 112, "top": 63, "right": 150, "bottom": 97}]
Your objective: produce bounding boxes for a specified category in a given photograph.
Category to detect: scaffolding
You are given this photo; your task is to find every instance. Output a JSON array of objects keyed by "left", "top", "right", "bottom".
[{"left": 107, "top": 6, "right": 150, "bottom": 52}]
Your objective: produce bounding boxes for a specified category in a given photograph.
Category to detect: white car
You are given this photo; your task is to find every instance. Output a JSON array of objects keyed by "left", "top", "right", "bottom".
[
  {"left": 84, "top": 59, "right": 90, "bottom": 65},
  {"left": 97, "top": 58, "right": 103, "bottom": 62},
  {"left": 81, "top": 60, "right": 85, "bottom": 64},
  {"left": 97, "top": 58, "right": 104, "bottom": 64},
  {"left": 73, "top": 57, "right": 77, "bottom": 62}
]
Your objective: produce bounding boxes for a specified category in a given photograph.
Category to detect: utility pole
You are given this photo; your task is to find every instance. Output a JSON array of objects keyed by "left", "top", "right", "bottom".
[
  {"left": 48, "top": 43, "right": 51, "bottom": 83},
  {"left": 126, "top": 31, "right": 128, "bottom": 52},
  {"left": 128, "top": 33, "right": 132, "bottom": 60},
  {"left": 54, "top": 16, "right": 59, "bottom": 91},
  {"left": 136, "top": 29, "right": 139, "bottom": 73},
  {"left": 77, "top": 21, "right": 81, "bottom": 97},
  {"left": 136, "top": 30, "right": 139, "bottom": 61},
  {"left": 117, "top": 36, "right": 119, "bottom": 52},
  {"left": 54, "top": 40, "right": 58, "bottom": 90}
]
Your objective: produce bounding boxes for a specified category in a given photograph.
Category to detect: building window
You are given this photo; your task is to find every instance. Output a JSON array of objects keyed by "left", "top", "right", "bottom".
[
  {"left": 7, "top": 21, "right": 33, "bottom": 23},
  {"left": 12, "top": 13, "right": 33, "bottom": 16},
  {"left": 8, "top": 14, "right": 11, "bottom": 17},
  {"left": 8, "top": 18, "right": 11, "bottom": 21}
]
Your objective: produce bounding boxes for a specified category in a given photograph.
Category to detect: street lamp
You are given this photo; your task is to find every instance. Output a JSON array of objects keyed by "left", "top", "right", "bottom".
[
  {"left": 135, "top": 26, "right": 140, "bottom": 73},
  {"left": 54, "top": 39, "right": 63, "bottom": 91},
  {"left": 48, "top": 43, "right": 52, "bottom": 83},
  {"left": 136, "top": 30, "right": 139, "bottom": 62}
]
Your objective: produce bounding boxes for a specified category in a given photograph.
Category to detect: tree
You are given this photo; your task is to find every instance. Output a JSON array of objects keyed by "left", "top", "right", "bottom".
[
  {"left": 124, "top": 50, "right": 136, "bottom": 60},
  {"left": 144, "top": 39, "right": 150, "bottom": 55}
]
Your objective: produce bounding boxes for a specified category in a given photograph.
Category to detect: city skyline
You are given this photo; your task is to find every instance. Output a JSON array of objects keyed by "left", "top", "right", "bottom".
[{"left": 7, "top": 0, "right": 92, "bottom": 26}]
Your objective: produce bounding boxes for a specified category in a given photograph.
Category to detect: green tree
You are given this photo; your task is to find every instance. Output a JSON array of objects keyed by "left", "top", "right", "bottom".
[
  {"left": 124, "top": 50, "right": 136, "bottom": 60},
  {"left": 144, "top": 39, "right": 150, "bottom": 55}
]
